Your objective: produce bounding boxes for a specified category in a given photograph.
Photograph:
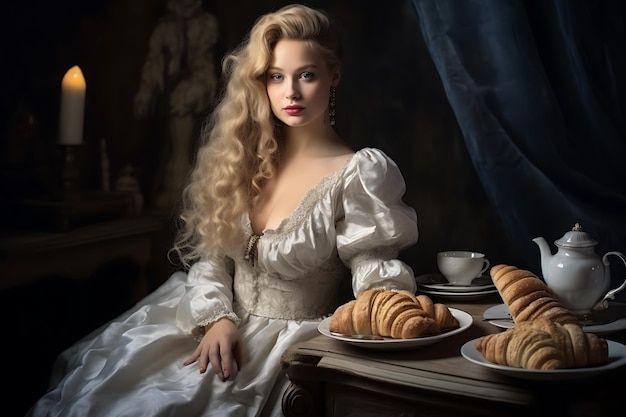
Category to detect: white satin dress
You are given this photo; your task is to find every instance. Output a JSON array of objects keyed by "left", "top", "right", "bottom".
[{"left": 27, "top": 147, "right": 418, "bottom": 417}]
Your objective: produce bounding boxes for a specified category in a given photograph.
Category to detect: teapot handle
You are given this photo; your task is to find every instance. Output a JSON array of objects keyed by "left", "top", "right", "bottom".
[{"left": 594, "top": 251, "right": 626, "bottom": 310}]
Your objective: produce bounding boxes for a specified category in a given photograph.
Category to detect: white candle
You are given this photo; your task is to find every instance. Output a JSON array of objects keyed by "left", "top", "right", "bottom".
[{"left": 59, "top": 65, "right": 86, "bottom": 145}]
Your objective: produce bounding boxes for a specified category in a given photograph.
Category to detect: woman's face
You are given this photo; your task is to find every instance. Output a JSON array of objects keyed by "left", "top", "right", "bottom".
[{"left": 266, "top": 39, "right": 339, "bottom": 128}]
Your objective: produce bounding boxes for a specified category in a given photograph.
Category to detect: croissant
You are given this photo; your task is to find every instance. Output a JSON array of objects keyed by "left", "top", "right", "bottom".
[
  {"left": 329, "top": 289, "right": 459, "bottom": 339},
  {"left": 490, "top": 264, "right": 580, "bottom": 326},
  {"left": 475, "top": 317, "right": 608, "bottom": 369}
]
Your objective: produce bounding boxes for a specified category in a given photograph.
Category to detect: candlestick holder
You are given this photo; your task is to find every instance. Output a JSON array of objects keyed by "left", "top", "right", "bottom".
[
  {"left": 60, "top": 144, "right": 81, "bottom": 198},
  {"left": 17, "top": 142, "right": 133, "bottom": 231}
]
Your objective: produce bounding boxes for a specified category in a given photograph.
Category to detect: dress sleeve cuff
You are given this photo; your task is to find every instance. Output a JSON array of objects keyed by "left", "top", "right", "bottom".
[{"left": 190, "top": 311, "right": 242, "bottom": 342}]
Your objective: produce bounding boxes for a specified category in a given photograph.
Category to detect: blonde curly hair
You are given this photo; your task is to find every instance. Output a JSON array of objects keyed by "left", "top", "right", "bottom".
[{"left": 172, "top": 4, "right": 343, "bottom": 268}]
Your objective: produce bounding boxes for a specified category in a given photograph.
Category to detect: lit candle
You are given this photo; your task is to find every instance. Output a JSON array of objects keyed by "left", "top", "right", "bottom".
[{"left": 59, "top": 65, "right": 86, "bottom": 145}]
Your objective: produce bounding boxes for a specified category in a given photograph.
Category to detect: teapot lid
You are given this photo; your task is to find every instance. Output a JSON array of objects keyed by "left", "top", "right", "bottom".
[{"left": 554, "top": 223, "right": 597, "bottom": 248}]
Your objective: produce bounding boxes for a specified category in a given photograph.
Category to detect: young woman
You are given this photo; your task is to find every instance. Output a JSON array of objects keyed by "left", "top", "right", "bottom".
[{"left": 27, "top": 4, "right": 418, "bottom": 417}]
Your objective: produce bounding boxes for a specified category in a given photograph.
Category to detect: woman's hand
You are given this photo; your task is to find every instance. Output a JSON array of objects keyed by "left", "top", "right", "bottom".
[{"left": 183, "top": 317, "right": 247, "bottom": 381}]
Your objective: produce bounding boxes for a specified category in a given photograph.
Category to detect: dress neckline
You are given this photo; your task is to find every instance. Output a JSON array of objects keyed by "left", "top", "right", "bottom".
[{"left": 247, "top": 151, "right": 357, "bottom": 237}]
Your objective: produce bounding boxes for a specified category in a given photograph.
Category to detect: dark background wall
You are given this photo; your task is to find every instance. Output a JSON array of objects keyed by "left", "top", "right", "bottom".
[
  {"left": 0, "top": 1, "right": 514, "bottom": 415},
  {"left": 0, "top": 0, "right": 515, "bottom": 272}
]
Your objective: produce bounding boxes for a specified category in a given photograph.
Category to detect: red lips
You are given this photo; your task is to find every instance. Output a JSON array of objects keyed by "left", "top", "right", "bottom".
[{"left": 284, "top": 105, "right": 304, "bottom": 115}]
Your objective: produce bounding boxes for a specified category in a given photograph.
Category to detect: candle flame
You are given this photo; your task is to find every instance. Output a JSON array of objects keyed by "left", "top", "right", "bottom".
[{"left": 62, "top": 65, "right": 86, "bottom": 90}]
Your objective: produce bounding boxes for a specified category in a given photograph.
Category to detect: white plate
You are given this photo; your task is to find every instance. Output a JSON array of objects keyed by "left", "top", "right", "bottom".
[
  {"left": 481, "top": 304, "right": 515, "bottom": 329},
  {"left": 419, "top": 287, "right": 499, "bottom": 301},
  {"left": 461, "top": 339, "right": 626, "bottom": 380},
  {"left": 420, "top": 282, "right": 496, "bottom": 293},
  {"left": 416, "top": 273, "right": 493, "bottom": 289},
  {"left": 318, "top": 308, "right": 473, "bottom": 351},
  {"left": 483, "top": 303, "right": 626, "bottom": 334}
]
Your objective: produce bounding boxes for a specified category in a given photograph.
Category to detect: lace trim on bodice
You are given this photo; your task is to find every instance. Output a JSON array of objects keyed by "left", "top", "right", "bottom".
[
  {"left": 270, "top": 167, "right": 345, "bottom": 235},
  {"left": 234, "top": 259, "right": 348, "bottom": 320}
]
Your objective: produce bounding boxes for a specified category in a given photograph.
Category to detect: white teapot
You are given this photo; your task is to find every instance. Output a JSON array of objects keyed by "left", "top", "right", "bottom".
[{"left": 532, "top": 223, "right": 626, "bottom": 315}]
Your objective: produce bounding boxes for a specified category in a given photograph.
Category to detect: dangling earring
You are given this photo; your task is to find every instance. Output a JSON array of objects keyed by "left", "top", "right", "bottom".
[{"left": 329, "top": 86, "right": 336, "bottom": 126}]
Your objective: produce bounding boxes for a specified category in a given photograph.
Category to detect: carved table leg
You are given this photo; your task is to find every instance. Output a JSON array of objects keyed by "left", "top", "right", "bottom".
[{"left": 282, "top": 381, "right": 321, "bottom": 417}]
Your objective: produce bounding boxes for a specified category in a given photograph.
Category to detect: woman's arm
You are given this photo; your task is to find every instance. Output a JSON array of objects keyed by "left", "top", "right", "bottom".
[{"left": 176, "top": 256, "right": 246, "bottom": 379}]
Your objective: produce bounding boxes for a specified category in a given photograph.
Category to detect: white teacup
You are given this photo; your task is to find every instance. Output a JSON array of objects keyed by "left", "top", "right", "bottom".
[{"left": 437, "top": 251, "right": 490, "bottom": 286}]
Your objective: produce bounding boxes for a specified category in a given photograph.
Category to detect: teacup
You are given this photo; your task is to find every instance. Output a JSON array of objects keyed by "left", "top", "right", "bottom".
[{"left": 437, "top": 251, "right": 490, "bottom": 286}]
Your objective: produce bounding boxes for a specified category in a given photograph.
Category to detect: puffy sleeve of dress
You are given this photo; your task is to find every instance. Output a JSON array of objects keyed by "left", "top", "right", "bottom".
[
  {"left": 175, "top": 255, "right": 241, "bottom": 340},
  {"left": 337, "top": 148, "right": 418, "bottom": 296}
]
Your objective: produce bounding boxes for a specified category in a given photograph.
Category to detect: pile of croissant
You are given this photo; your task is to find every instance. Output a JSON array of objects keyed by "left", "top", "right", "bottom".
[
  {"left": 475, "top": 264, "right": 609, "bottom": 370},
  {"left": 329, "top": 288, "right": 459, "bottom": 339}
]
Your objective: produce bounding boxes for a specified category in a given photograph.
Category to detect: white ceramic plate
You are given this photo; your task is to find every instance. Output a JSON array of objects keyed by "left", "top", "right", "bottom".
[
  {"left": 419, "top": 287, "right": 499, "bottom": 301},
  {"left": 416, "top": 273, "right": 493, "bottom": 287},
  {"left": 461, "top": 339, "right": 626, "bottom": 380},
  {"left": 420, "top": 282, "right": 496, "bottom": 293},
  {"left": 483, "top": 303, "right": 626, "bottom": 334},
  {"left": 318, "top": 308, "right": 472, "bottom": 351},
  {"left": 481, "top": 304, "right": 515, "bottom": 329}
]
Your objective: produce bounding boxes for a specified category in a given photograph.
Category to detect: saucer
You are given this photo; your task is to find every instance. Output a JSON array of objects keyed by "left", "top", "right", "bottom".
[
  {"left": 420, "top": 282, "right": 495, "bottom": 293},
  {"left": 483, "top": 302, "right": 626, "bottom": 335},
  {"left": 416, "top": 273, "right": 497, "bottom": 300},
  {"left": 416, "top": 273, "right": 494, "bottom": 292},
  {"left": 419, "top": 287, "right": 499, "bottom": 301}
]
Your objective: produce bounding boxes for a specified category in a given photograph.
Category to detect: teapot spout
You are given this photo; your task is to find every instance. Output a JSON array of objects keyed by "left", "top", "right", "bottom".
[{"left": 532, "top": 237, "right": 552, "bottom": 279}]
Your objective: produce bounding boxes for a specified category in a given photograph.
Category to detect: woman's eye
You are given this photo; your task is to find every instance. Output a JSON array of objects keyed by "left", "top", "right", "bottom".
[
  {"left": 300, "top": 72, "right": 314, "bottom": 80},
  {"left": 269, "top": 74, "right": 283, "bottom": 81}
]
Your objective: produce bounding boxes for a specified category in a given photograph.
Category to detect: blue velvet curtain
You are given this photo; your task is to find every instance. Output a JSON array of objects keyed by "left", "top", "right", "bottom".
[{"left": 410, "top": 0, "right": 626, "bottom": 290}]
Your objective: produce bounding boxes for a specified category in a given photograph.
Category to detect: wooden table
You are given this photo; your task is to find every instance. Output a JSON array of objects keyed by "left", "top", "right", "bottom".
[
  {"left": 280, "top": 294, "right": 626, "bottom": 417},
  {"left": 0, "top": 214, "right": 168, "bottom": 292}
]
